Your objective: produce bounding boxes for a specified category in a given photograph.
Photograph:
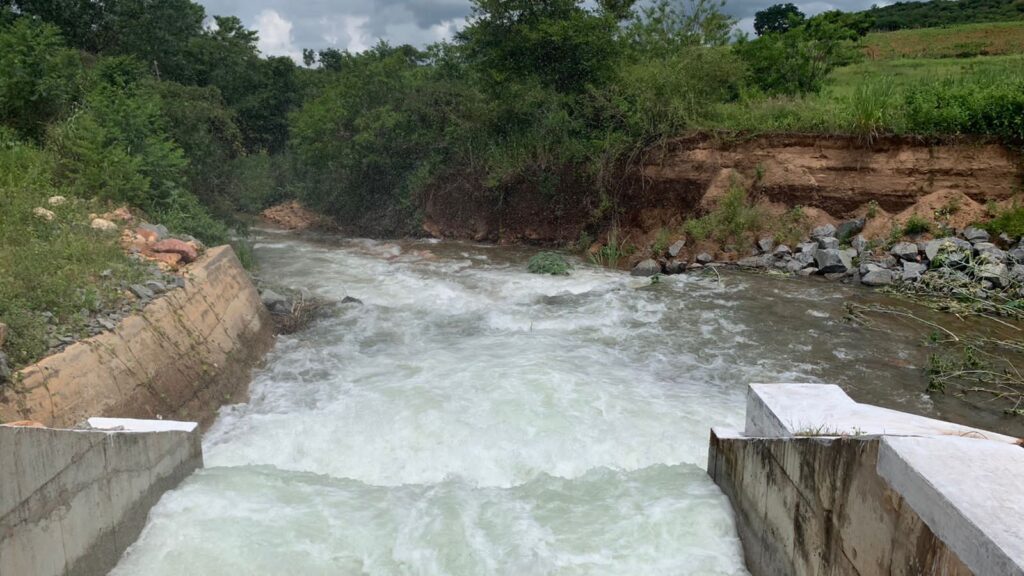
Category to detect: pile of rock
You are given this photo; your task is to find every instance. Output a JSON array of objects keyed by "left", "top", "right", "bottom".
[
  {"left": 630, "top": 220, "right": 1023, "bottom": 295},
  {"left": 122, "top": 223, "right": 203, "bottom": 270}
]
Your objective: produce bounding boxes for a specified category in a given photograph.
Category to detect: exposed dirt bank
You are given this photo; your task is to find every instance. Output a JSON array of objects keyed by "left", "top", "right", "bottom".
[
  {"left": 261, "top": 200, "right": 330, "bottom": 231},
  {"left": 0, "top": 246, "right": 275, "bottom": 428},
  {"left": 420, "top": 134, "right": 1022, "bottom": 250}
]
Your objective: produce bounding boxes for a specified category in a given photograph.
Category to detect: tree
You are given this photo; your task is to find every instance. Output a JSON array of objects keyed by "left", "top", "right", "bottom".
[
  {"left": 624, "top": 0, "right": 735, "bottom": 53},
  {"left": 456, "top": 0, "right": 624, "bottom": 94},
  {"left": 753, "top": 3, "right": 805, "bottom": 36},
  {"left": 0, "top": 18, "right": 83, "bottom": 141}
]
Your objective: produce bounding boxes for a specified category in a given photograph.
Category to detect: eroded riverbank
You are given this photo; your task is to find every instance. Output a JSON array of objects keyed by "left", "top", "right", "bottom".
[{"left": 112, "top": 230, "right": 1022, "bottom": 574}]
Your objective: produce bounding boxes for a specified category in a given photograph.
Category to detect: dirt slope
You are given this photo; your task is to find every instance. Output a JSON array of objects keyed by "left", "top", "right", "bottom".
[{"left": 420, "top": 134, "right": 1021, "bottom": 245}]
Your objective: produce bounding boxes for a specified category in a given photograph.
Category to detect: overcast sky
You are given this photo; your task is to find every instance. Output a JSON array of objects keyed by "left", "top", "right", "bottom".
[{"left": 196, "top": 0, "right": 880, "bottom": 61}]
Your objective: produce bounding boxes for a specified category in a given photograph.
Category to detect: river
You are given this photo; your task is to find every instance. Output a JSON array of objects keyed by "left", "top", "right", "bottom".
[{"left": 110, "top": 230, "right": 1016, "bottom": 575}]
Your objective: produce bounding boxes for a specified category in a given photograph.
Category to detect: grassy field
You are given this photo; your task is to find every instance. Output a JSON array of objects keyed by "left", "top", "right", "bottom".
[
  {"left": 705, "top": 53, "right": 1024, "bottom": 139},
  {"left": 862, "top": 20, "right": 1024, "bottom": 60}
]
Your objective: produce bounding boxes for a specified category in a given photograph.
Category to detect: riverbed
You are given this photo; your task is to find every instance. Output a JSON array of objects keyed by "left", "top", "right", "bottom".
[{"left": 110, "top": 231, "right": 1017, "bottom": 575}]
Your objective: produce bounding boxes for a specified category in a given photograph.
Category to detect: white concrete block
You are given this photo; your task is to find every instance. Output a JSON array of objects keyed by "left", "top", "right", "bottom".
[
  {"left": 86, "top": 417, "right": 198, "bottom": 433},
  {"left": 878, "top": 436, "right": 1024, "bottom": 576},
  {"left": 746, "top": 383, "right": 1019, "bottom": 444}
]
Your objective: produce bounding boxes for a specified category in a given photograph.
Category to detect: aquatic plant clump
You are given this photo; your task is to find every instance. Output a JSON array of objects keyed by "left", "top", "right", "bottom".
[{"left": 528, "top": 252, "right": 572, "bottom": 275}]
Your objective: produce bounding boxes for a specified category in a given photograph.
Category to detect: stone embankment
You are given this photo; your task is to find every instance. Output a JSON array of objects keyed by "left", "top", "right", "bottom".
[
  {"left": 710, "top": 384, "right": 1024, "bottom": 576},
  {"left": 631, "top": 221, "right": 1024, "bottom": 296},
  {"left": 0, "top": 245, "right": 275, "bottom": 428}
]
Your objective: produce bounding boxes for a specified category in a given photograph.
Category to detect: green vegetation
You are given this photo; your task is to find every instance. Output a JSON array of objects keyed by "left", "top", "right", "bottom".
[
  {"left": 528, "top": 252, "right": 573, "bottom": 275},
  {"left": 903, "top": 215, "right": 933, "bottom": 235},
  {"left": 708, "top": 55, "right": 1024, "bottom": 144},
  {"left": 683, "top": 186, "right": 764, "bottom": 244},
  {"left": 0, "top": 4, "right": 304, "bottom": 369},
  {"left": 864, "top": 0, "right": 1024, "bottom": 31},
  {"left": 3, "top": 0, "right": 1024, "bottom": 368},
  {"left": 0, "top": 137, "right": 144, "bottom": 366},
  {"left": 984, "top": 204, "right": 1024, "bottom": 237}
]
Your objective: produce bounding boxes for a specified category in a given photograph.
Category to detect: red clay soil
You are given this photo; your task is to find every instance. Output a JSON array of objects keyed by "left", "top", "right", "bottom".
[{"left": 419, "top": 133, "right": 1022, "bottom": 252}]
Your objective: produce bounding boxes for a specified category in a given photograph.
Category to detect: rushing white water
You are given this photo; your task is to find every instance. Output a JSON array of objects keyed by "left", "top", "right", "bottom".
[{"left": 112, "top": 232, "right": 941, "bottom": 575}]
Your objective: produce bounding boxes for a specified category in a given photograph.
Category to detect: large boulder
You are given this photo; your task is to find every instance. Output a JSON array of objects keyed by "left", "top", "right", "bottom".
[
  {"left": 1009, "top": 248, "right": 1024, "bottom": 264},
  {"left": 797, "top": 242, "right": 818, "bottom": 254},
  {"left": 924, "top": 238, "right": 957, "bottom": 261},
  {"left": 977, "top": 254, "right": 1010, "bottom": 288},
  {"left": 836, "top": 219, "right": 865, "bottom": 240},
  {"left": 668, "top": 240, "right": 686, "bottom": 258},
  {"left": 756, "top": 237, "right": 775, "bottom": 254},
  {"left": 811, "top": 224, "right": 836, "bottom": 240},
  {"left": 665, "top": 259, "right": 686, "bottom": 274},
  {"left": 1010, "top": 264, "right": 1024, "bottom": 283},
  {"left": 773, "top": 244, "right": 792, "bottom": 258},
  {"left": 817, "top": 237, "right": 840, "bottom": 250},
  {"left": 890, "top": 242, "right": 920, "bottom": 261},
  {"left": 861, "top": 269, "right": 893, "bottom": 287},
  {"left": 631, "top": 259, "right": 662, "bottom": 277},
  {"left": 901, "top": 261, "right": 928, "bottom": 282},
  {"left": 152, "top": 239, "right": 199, "bottom": 263},
  {"left": 814, "top": 248, "right": 853, "bottom": 274},
  {"left": 973, "top": 243, "right": 1007, "bottom": 262},
  {"left": 737, "top": 255, "right": 774, "bottom": 269},
  {"left": 851, "top": 235, "right": 869, "bottom": 255},
  {"left": 963, "top": 226, "right": 990, "bottom": 244},
  {"left": 260, "top": 289, "right": 291, "bottom": 314},
  {"left": 978, "top": 262, "right": 1010, "bottom": 288},
  {"left": 696, "top": 252, "right": 713, "bottom": 265}
]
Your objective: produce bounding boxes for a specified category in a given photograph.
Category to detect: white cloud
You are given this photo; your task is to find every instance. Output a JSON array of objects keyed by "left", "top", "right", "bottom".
[{"left": 255, "top": 9, "right": 302, "bottom": 62}]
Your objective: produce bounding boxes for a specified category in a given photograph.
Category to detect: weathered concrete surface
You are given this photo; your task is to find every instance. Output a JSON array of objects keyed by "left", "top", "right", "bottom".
[
  {"left": 709, "top": 430, "right": 973, "bottom": 576},
  {"left": 710, "top": 384, "right": 1023, "bottom": 576},
  {"left": 745, "top": 383, "right": 1019, "bottom": 444},
  {"left": 0, "top": 420, "right": 202, "bottom": 576},
  {"left": 0, "top": 246, "right": 275, "bottom": 428},
  {"left": 879, "top": 437, "right": 1024, "bottom": 576}
]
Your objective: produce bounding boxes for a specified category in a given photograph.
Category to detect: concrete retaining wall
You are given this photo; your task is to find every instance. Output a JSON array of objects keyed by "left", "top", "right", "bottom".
[
  {"left": 710, "top": 384, "right": 1024, "bottom": 576},
  {"left": 0, "top": 419, "right": 202, "bottom": 576},
  {"left": 0, "top": 245, "right": 275, "bottom": 428}
]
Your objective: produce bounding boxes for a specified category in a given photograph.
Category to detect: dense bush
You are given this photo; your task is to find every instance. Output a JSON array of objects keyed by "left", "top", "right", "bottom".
[{"left": 0, "top": 19, "right": 82, "bottom": 141}]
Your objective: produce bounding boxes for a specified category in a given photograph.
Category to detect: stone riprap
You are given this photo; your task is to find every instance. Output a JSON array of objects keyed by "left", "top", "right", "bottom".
[{"left": 709, "top": 383, "right": 1023, "bottom": 576}]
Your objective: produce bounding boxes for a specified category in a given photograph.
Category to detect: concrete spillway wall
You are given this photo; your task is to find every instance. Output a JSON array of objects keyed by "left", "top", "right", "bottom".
[
  {"left": 0, "top": 245, "right": 275, "bottom": 428},
  {"left": 0, "top": 419, "right": 202, "bottom": 576},
  {"left": 710, "top": 384, "right": 1024, "bottom": 576}
]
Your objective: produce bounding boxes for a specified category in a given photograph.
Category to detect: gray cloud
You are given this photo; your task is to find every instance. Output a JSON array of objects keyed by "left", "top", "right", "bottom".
[{"left": 195, "top": 0, "right": 878, "bottom": 59}]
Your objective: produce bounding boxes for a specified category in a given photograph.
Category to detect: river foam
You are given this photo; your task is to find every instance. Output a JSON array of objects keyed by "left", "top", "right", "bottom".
[{"left": 115, "top": 235, "right": 859, "bottom": 575}]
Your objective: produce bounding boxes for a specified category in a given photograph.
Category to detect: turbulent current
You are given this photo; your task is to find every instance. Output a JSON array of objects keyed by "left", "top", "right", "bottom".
[{"left": 111, "top": 231, "right": 967, "bottom": 575}]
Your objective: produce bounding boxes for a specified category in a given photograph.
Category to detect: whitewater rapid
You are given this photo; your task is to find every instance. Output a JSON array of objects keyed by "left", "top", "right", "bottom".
[{"left": 110, "top": 231, "right": 945, "bottom": 575}]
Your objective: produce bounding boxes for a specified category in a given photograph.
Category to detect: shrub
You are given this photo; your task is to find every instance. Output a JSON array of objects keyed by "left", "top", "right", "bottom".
[
  {"left": 684, "top": 185, "right": 764, "bottom": 243},
  {"left": 984, "top": 205, "right": 1024, "bottom": 238},
  {"left": 590, "top": 228, "right": 632, "bottom": 268},
  {"left": 528, "top": 251, "right": 572, "bottom": 275},
  {"left": 904, "top": 215, "right": 933, "bottom": 235},
  {"left": 0, "top": 19, "right": 83, "bottom": 141}
]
